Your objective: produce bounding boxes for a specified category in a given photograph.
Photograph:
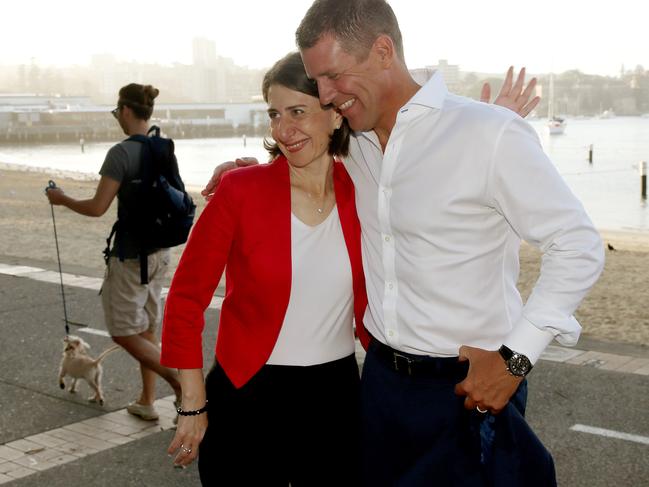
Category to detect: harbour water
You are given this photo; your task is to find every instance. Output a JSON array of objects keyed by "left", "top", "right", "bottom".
[{"left": 1, "top": 117, "right": 648, "bottom": 232}]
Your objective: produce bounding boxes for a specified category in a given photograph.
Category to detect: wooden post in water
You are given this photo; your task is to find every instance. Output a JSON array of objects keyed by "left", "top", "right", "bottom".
[
  {"left": 641, "top": 161, "right": 647, "bottom": 200},
  {"left": 588, "top": 144, "right": 593, "bottom": 164}
]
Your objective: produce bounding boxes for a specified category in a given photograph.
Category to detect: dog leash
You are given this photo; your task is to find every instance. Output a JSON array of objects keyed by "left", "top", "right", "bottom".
[{"left": 45, "top": 180, "right": 70, "bottom": 336}]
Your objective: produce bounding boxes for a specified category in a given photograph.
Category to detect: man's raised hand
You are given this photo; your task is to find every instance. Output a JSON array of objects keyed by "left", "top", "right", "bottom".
[{"left": 201, "top": 157, "right": 259, "bottom": 200}]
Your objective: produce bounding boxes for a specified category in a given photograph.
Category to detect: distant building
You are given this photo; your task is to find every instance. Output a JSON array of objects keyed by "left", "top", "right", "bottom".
[
  {"left": 0, "top": 94, "right": 92, "bottom": 108},
  {"left": 190, "top": 37, "right": 265, "bottom": 104},
  {"left": 0, "top": 94, "right": 267, "bottom": 142},
  {"left": 193, "top": 38, "right": 218, "bottom": 68},
  {"left": 91, "top": 55, "right": 147, "bottom": 103},
  {"left": 409, "top": 66, "right": 436, "bottom": 85},
  {"left": 433, "top": 59, "right": 460, "bottom": 89},
  {"left": 409, "top": 59, "right": 460, "bottom": 90}
]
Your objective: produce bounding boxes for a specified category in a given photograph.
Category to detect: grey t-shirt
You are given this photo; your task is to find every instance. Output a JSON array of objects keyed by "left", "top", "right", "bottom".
[{"left": 99, "top": 140, "right": 143, "bottom": 259}]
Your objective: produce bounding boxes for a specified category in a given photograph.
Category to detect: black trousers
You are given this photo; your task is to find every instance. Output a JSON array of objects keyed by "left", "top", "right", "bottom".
[
  {"left": 198, "top": 354, "right": 361, "bottom": 486},
  {"left": 360, "top": 341, "right": 556, "bottom": 487}
]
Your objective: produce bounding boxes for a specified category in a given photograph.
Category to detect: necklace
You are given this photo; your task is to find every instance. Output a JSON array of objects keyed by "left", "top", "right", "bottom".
[{"left": 307, "top": 193, "right": 325, "bottom": 213}]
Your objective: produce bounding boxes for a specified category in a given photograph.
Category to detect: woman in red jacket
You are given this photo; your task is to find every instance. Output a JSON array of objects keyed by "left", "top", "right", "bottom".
[{"left": 160, "top": 51, "right": 368, "bottom": 486}]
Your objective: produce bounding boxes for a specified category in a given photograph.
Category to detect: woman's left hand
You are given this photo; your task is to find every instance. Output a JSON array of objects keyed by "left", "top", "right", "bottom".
[
  {"left": 480, "top": 66, "right": 540, "bottom": 118},
  {"left": 167, "top": 413, "right": 208, "bottom": 468}
]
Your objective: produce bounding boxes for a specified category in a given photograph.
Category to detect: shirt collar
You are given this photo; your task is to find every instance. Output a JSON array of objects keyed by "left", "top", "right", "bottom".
[
  {"left": 354, "top": 70, "right": 448, "bottom": 148},
  {"left": 406, "top": 70, "right": 447, "bottom": 110}
]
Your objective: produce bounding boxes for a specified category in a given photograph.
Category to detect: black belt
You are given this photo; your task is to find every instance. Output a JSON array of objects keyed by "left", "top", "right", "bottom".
[{"left": 369, "top": 338, "right": 468, "bottom": 378}]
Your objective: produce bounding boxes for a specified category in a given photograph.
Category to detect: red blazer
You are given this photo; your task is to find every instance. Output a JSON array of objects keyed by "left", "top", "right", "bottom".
[{"left": 161, "top": 155, "right": 369, "bottom": 388}]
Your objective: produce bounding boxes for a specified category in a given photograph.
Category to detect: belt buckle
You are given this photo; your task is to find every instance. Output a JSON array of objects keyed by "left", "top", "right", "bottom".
[{"left": 393, "top": 352, "right": 413, "bottom": 375}]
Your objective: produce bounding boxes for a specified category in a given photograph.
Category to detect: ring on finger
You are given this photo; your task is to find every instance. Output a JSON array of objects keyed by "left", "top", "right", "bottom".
[
  {"left": 476, "top": 406, "right": 488, "bottom": 414},
  {"left": 180, "top": 444, "right": 192, "bottom": 454}
]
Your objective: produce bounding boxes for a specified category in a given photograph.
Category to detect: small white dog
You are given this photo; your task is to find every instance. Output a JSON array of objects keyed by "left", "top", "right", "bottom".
[{"left": 58, "top": 335, "right": 120, "bottom": 405}]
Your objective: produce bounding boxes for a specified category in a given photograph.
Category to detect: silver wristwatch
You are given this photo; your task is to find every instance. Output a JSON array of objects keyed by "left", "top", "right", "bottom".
[{"left": 498, "top": 345, "right": 533, "bottom": 377}]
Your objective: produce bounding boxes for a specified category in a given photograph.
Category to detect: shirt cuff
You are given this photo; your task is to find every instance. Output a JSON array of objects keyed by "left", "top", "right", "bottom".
[{"left": 504, "top": 316, "right": 555, "bottom": 365}]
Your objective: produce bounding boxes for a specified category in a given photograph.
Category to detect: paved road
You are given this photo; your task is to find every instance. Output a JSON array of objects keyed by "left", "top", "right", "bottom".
[{"left": 0, "top": 265, "right": 647, "bottom": 486}]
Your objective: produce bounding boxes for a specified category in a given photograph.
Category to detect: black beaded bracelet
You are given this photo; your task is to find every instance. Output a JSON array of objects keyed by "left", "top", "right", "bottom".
[{"left": 176, "top": 400, "right": 208, "bottom": 416}]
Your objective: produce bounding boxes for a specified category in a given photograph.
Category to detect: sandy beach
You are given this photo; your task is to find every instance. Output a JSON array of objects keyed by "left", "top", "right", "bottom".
[{"left": 1, "top": 166, "right": 648, "bottom": 346}]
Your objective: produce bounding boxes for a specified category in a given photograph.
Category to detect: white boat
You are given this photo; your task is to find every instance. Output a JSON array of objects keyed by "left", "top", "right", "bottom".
[
  {"left": 599, "top": 109, "right": 616, "bottom": 119},
  {"left": 547, "top": 74, "right": 566, "bottom": 135},
  {"left": 548, "top": 117, "right": 566, "bottom": 134}
]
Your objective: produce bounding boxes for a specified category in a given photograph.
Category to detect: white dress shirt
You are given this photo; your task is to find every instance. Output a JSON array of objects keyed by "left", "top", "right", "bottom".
[{"left": 343, "top": 71, "right": 605, "bottom": 364}]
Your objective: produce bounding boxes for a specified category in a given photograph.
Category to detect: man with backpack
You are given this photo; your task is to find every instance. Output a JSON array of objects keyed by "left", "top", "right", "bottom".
[{"left": 46, "top": 83, "right": 194, "bottom": 420}]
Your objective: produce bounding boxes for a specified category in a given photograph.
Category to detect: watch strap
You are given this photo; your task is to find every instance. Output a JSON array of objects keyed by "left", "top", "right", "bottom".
[{"left": 498, "top": 344, "right": 514, "bottom": 361}]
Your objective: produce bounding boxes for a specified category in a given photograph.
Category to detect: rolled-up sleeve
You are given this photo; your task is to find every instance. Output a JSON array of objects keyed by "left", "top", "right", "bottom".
[
  {"left": 489, "top": 118, "right": 605, "bottom": 363},
  {"left": 160, "top": 174, "right": 239, "bottom": 369}
]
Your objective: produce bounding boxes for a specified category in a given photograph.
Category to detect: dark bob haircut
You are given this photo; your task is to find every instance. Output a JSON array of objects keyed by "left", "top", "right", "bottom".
[
  {"left": 118, "top": 83, "right": 159, "bottom": 121},
  {"left": 261, "top": 51, "right": 350, "bottom": 160}
]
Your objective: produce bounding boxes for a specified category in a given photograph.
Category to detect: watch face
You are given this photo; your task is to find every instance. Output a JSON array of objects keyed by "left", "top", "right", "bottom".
[{"left": 509, "top": 354, "right": 532, "bottom": 376}]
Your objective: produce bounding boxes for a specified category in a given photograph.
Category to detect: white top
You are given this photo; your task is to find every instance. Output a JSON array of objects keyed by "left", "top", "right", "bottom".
[
  {"left": 267, "top": 206, "right": 355, "bottom": 365},
  {"left": 343, "top": 71, "right": 605, "bottom": 364}
]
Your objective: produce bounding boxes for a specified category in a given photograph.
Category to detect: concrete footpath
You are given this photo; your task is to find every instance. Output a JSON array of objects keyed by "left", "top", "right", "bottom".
[{"left": 0, "top": 261, "right": 648, "bottom": 486}]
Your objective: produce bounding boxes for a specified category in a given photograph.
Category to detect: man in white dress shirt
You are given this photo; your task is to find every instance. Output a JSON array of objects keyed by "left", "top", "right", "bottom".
[{"left": 293, "top": 0, "right": 604, "bottom": 485}]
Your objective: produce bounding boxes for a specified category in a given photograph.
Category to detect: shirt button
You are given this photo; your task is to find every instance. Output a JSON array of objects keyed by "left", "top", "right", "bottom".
[
  {"left": 387, "top": 282, "right": 394, "bottom": 290},
  {"left": 388, "top": 330, "right": 395, "bottom": 337},
  {"left": 384, "top": 235, "right": 391, "bottom": 242}
]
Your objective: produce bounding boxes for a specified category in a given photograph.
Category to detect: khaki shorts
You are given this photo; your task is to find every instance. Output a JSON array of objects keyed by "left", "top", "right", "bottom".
[{"left": 101, "top": 249, "right": 170, "bottom": 337}]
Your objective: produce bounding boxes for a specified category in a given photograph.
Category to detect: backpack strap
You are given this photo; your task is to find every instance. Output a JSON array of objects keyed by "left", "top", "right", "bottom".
[
  {"left": 139, "top": 250, "right": 149, "bottom": 285},
  {"left": 123, "top": 133, "right": 155, "bottom": 285},
  {"left": 104, "top": 220, "right": 127, "bottom": 264},
  {"left": 103, "top": 222, "right": 117, "bottom": 265}
]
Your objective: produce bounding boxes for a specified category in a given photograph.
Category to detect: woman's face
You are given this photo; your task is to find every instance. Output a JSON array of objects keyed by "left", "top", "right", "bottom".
[
  {"left": 113, "top": 101, "right": 127, "bottom": 134},
  {"left": 266, "top": 84, "right": 341, "bottom": 168}
]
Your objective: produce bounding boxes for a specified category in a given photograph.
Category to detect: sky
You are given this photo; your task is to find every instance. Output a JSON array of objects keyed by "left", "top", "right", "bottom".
[{"left": 1, "top": 0, "right": 645, "bottom": 76}]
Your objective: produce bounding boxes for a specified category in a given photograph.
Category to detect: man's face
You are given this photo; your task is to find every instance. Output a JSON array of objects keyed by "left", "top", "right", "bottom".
[
  {"left": 301, "top": 34, "right": 384, "bottom": 133},
  {"left": 113, "top": 102, "right": 128, "bottom": 134}
]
